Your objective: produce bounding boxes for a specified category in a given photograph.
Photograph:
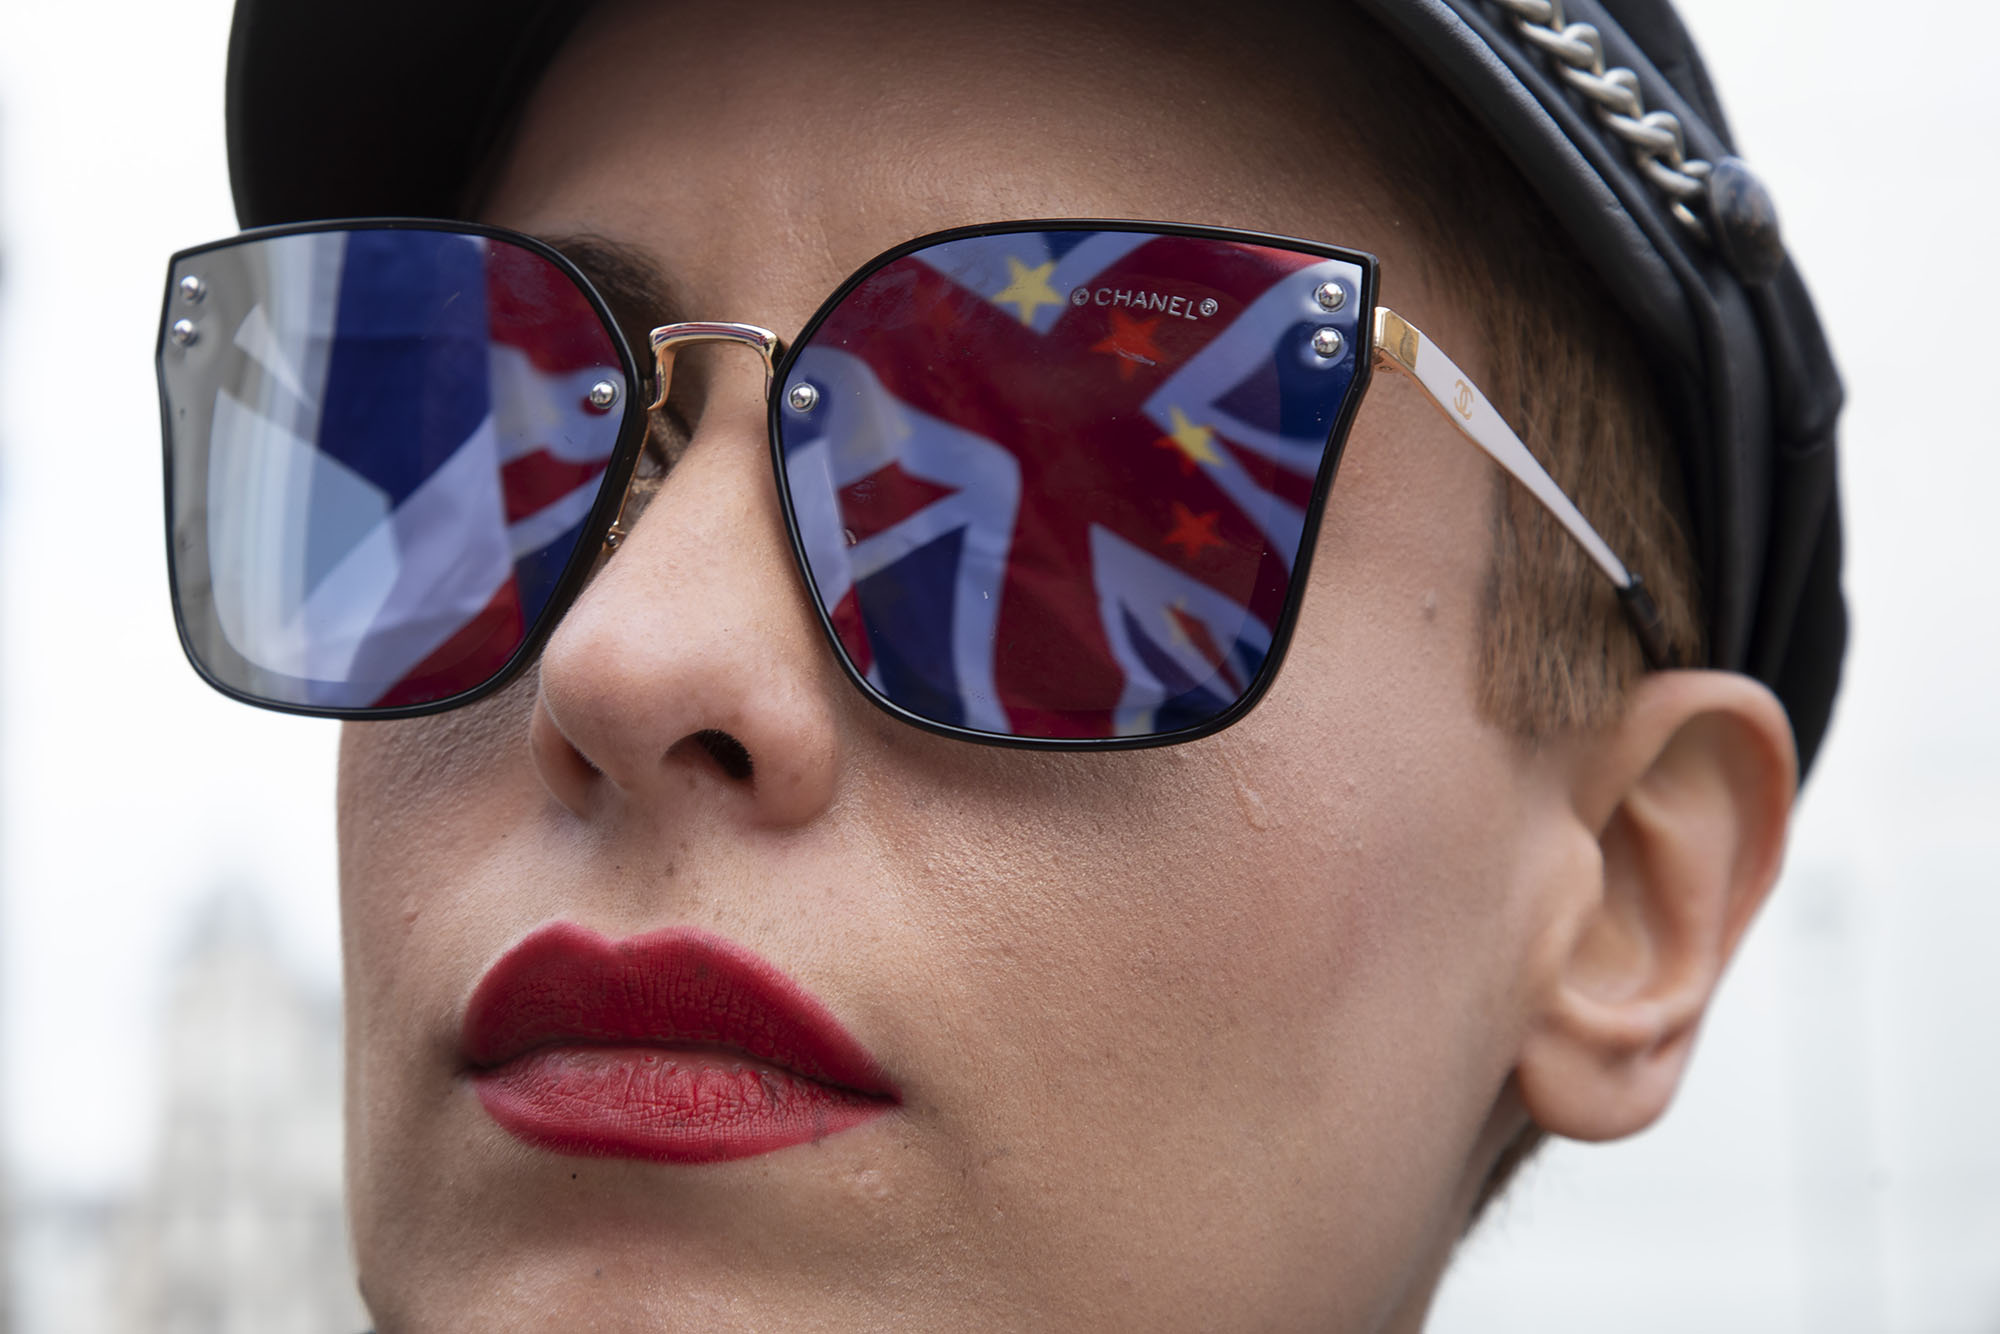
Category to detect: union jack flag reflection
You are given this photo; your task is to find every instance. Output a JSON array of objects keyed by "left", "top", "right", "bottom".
[
  {"left": 780, "top": 228, "right": 1365, "bottom": 740},
  {"left": 180, "top": 228, "right": 625, "bottom": 710}
]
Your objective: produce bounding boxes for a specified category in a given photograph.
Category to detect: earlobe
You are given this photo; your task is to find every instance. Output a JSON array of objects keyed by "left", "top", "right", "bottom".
[{"left": 1516, "top": 670, "right": 1798, "bottom": 1143}]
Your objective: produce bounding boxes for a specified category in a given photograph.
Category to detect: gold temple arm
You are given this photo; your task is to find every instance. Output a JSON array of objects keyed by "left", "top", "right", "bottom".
[{"left": 1370, "top": 306, "right": 1672, "bottom": 667}]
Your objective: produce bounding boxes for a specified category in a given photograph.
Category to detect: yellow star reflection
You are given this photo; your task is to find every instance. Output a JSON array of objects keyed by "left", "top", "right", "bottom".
[
  {"left": 1156, "top": 405, "right": 1222, "bottom": 470},
  {"left": 993, "top": 257, "right": 1063, "bottom": 325}
]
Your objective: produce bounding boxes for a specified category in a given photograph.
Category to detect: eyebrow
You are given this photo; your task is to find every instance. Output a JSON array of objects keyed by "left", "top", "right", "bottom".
[{"left": 537, "top": 232, "right": 693, "bottom": 361}]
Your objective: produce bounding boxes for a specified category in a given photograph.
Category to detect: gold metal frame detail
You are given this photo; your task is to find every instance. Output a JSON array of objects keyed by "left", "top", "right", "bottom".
[{"left": 605, "top": 322, "right": 782, "bottom": 549}]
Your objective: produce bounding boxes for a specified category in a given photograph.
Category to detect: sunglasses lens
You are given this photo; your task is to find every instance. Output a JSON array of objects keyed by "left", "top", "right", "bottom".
[
  {"left": 159, "top": 226, "right": 631, "bottom": 712},
  {"left": 778, "top": 228, "right": 1366, "bottom": 742}
]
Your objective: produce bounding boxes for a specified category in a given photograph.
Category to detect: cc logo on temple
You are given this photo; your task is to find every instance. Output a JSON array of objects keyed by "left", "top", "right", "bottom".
[{"left": 1452, "top": 380, "right": 1474, "bottom": 418}]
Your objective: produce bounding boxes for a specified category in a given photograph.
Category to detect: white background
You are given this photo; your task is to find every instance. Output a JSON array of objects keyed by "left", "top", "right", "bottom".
[{"left": 1, "top": 2, "right": 1996, "bottom": 1329}]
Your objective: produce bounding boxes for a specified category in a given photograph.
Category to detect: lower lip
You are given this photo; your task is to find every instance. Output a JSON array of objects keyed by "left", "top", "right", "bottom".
[{"left": 472, "top": 1045, "right": 894, "bottom": 1164}]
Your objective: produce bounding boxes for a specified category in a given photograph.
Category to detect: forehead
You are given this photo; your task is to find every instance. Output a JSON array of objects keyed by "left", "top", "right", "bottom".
[{"left": 482, "top": 0, "right": 1410, "bottom": 320}]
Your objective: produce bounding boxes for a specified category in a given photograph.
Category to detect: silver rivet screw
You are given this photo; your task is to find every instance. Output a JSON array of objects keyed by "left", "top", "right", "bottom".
[
  {"left": 587, "top": 379, "right": 619, "bottom": 410},
  {"left": 1199, "top": 298, "right": 1219, "bottom": 317},
  {"left": 1314, "top": 281, "right": 1346, "bottom": 312},
  {"left": 179, "top": 274, "right": 206, "bottom": 304},
  {"left": 169, "top": 318, "right": 199, "bottom": 347},
  {"left": 787, "top": 382, "right": 820, "bottom": 412},
  {"left": 1310, "top": 327, "right": 1345, "bottom": 358}
]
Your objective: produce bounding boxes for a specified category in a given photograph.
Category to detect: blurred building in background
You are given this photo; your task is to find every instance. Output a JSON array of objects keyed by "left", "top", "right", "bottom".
[{"left": 9, "top": 889, "right": 365, "bottom": 1333}]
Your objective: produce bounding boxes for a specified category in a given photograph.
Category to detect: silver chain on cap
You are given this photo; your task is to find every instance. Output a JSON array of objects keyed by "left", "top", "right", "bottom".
[{"left": 1488, "top": 0, "right": 1713, "bottom": 240}]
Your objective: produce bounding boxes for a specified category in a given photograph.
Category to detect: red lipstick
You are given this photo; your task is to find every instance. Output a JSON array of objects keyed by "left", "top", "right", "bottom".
[{"left": 463, "top": 922, "right": 897, "bottom": 1164}]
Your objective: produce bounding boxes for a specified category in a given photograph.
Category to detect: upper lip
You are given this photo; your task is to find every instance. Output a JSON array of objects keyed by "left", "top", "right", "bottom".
[{"left": 461, "top": 921, "right": 899, "bottom": 1099}]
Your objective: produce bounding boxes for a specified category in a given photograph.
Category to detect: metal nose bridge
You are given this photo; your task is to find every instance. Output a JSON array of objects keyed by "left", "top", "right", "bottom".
[
  {"left": 647, "top": 321, "right": 780, "bottom": 409},
  {"left": 603, "top": 322, "right": 783, "bottom": 551}
]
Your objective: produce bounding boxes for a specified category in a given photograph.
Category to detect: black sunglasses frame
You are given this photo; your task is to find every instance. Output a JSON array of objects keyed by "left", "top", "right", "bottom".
[
  {"left": 158, "top": 216, "right": 1384, "bottom": 748},
  {"left": 767, "top": 218, "right": 1378, "bottom": 751},
  {"left": 158, "top": 217, "right": 654, "bottom": 725}
]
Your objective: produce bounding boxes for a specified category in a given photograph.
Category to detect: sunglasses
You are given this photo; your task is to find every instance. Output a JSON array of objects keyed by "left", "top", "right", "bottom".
[{"left": 156, "top": 218, "right": 1668, "bottom": 748}]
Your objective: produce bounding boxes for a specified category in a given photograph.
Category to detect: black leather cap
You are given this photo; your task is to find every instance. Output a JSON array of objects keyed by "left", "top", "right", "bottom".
[
  {"left": 1354, "top": 0, "right": 1846, "bottom": 778},
  {"left": 223, "top": 0, "right": 1846, "bottom": 773}
]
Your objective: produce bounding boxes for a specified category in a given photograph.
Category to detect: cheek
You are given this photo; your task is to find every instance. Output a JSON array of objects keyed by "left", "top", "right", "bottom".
[
  {"left": 844, "top": 591, "right": 1533, "bottom": 1271},
  {"left": 336, "top": 675, "right": 547, "bottom": 1051},
  {"left": 880, "top": 685, "right": 1523, "bottom": 1058}
]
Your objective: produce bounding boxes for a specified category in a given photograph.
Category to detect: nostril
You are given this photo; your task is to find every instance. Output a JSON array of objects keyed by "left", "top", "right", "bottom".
[{"left": 690, "top": 728, "right": 755, "bottom": 783}]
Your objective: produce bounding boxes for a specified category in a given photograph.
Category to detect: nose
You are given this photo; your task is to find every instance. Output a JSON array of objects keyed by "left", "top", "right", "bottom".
[{"left": 529, "top": 348, "right": 842, "bottom": 829}]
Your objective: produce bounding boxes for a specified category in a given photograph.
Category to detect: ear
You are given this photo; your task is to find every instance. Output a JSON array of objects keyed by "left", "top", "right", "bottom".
[{"left": 1515, "top": 670, "right": 1799, "bottom": 1143}]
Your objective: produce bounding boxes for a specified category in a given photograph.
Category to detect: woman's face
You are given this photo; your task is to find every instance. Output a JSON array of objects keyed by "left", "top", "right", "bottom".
[{"left": 337, "top": 2, "right": 1575, "bottom": 1328}]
